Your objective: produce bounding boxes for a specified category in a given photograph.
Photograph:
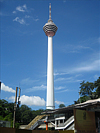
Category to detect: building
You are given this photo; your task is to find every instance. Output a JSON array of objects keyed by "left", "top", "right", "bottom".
[
  {"left": 25, "top": 98, "right": 100, "bottom": 132},
  {"left": 43, "top": 3, "right": 58, "bottom": 110},
  {"left": 0, "top": 120, "right": 11, "bottom": 128},
  {"left": 42, "top": 98, "right": 100, "bottom": 132}
]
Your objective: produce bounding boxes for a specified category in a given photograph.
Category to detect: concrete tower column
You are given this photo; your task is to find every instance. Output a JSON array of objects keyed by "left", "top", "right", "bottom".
[{"left": 47, "top": 36, "right": 54, "bottom": 109}]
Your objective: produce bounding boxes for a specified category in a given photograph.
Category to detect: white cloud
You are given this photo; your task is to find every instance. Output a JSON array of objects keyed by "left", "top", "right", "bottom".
[
  {"left": 74, "top": 59, "right": 100, "bottom": 72},
  {"left": 12, "top": 4, "right": 27, "bottom": 15},
  {"left": 21, "top": 78, "right": 38, "bottom": 85},
  {"left": 55, "top": 86, "right": 65, "bottom": 90},
  {"left": 53, "top": 58, "right": 99, "bottom": 94},
  {"left": 76, "top": 45, "right": 92, "bottom": 50},
  {"left": 55, "top": 89, "right": 69, "bottom": 93},
  {"left": 28, "top": 84, "right": 46, "bottom": 92},
  {"left": 9, "top": 95, "right": 45, "bottom": 106},
  {"left": 13, "top": 17, "right": 19, "bottom": 21},
  {"left": 25, "top": 15, "right": 30, "bottom": 18},
  {"left": 23, "top": 4, "right": 27, "bottom": 10},
  {"left": 33, "top": 84, "right": 46, "bottom": 90},
  {"left": 60, "top": 44, "right": 92, "bottom": 54},
  {"left": 55, "top": 58, "right": 100, "bottom": 76},
  {"left": 55, "top": 86, "right": 69, "bottom": 93},
  {"left": 33, "top": 18, "right": 39, "bottom": 22},
  {"left": 55, "top": 77, "right": 66, "bottom": 82},
  {"left": 13, "top": 17, "right": 26, "bottom": 25},
  {"left": 12, "top": 4, "right": 39, "bottom": 25},
  {"left": 54, "top": 72, "right": 69, "bottom": 76},
  {"left": 1, "top": 83, "right": 15, "bottom": 93},
  {"left": 55, "top": 76, "right": 82, "bottom": 83},
  {"left": 12, "top": 11, "right": 16, "bottom": 14},
  {"left": 16, "top": 4, "right": 27, "bottom": 12},
  {"left": 55, "top": 100, "right": 64, "bottom": 105},
  {"left": 9, "top": 96, "right": 15, "bottom": 101},
  {"left": 58, "top": 37, "right": 99, "bottom": 54}
]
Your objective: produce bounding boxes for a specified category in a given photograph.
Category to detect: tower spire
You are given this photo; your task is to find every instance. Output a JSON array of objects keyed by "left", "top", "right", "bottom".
[{"left": 49, "top": 3, "right": 51, "bottom": 20}]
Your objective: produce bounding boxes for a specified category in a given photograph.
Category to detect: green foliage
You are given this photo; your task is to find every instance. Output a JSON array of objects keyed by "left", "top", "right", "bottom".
[
  {"left": 76, "top": 77, "right": 100, "bottom": 104},
  {"left": 79, "top": 96, "right": 91, "bottom": 103},
  {"left": 0, "top": 99, "right": 45, "bottom": 128},
  {"left": 94, "top": 77, "right": 100, "bottom": 97},
  {"left": 59, "top": 104, "right": 65, "bottom": 108},
  {"left": 79, "top": 81, "right": 94, "bottom": 96},
  {"left": 0, "top": 116, "right": 4, "bottom": 120},
  {"left": 3, "top": 113, "right": 12, "bottom": 121},
  {"left": 21, "top": 110, "right": 33, "bottom": 124},
  {"left": 20, "top": 105, "right": 31, "bottom": 113},
  {"left": 11, "top": 120, "right": 13, "bottom": 128},
  {"left": 15, "top": 122, "right": 20, "bottom": 128}
]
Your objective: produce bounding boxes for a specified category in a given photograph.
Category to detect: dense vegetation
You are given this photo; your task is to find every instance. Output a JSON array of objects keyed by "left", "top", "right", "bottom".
[
  {"left": 0, "top": 77, "right": 100, "bottom": 128},
  {"left": 0, "top": 100, "right": 44, "bottom": 128},
  {"left": 75, "top": 77, "right": 100, "bottom": 104}
]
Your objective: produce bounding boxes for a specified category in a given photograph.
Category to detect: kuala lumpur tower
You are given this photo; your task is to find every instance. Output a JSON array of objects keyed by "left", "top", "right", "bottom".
[{"left": 43, "top": 4, "right": 58, "bottom": 110}]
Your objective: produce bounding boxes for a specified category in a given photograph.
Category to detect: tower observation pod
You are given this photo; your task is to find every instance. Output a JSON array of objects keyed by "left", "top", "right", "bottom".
[{"left": 43, "top": 4, "right": 58, "bottom": 110}]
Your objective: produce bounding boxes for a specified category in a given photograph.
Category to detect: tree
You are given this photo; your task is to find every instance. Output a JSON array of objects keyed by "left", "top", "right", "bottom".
[
  {"left": 21, "top": 110, "right": 33, "bottom": 124},
  {"left": 0, "top": 99, "right": 14, "bottom": 118},
  {"left": 20, "top": 105, "right": 33, "bottom": 124},
  {"left": 94, "top": 77, "right": 100, "bottom": 98},
  {"left": 35, "top": 109, "right": 44, "bottom": 115},
  {"left": 79, "top": 81, "right": 94, "bottom": 97},
  {"left": 0, "top": 99, "right": 45, "bottom": 127},
  {"left": 75, "top": 77, "right": 100, "bottom": 104},
  {"left": 59, "top": 104, "right": 65, "bottom": 108},
  {"left": 3, "top": 113, "right": 12, "bottom": 121},
  {"left": 20, "top": 105, "right": 31, "bottom": 113}
]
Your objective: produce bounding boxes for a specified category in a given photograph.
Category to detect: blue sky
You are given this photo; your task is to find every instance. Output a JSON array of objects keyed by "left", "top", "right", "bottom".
[{"left": 0, "top": 0, "right": 100, "bottom": 110}]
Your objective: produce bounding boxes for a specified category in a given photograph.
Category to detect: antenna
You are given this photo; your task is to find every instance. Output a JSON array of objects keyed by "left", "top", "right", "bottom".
[{"left": 49, "top": 3, "right": 51, "bottom": 20}]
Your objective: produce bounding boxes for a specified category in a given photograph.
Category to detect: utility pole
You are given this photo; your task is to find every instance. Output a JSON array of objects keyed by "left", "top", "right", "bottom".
[
  {"left": 0, "top": 81, "right": 1, "bottom": 99},
  {"left": 13, "top": 87, "right": 21, "bottom": 128}
]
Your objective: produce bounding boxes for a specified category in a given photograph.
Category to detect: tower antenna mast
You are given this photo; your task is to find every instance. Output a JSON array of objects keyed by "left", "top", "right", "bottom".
[{"left": 49, "top": 3, "right": 51, "bottom": 20}]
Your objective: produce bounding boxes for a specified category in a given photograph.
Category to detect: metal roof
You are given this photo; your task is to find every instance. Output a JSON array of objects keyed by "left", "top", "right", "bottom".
[{"left": 42, "top": 98, "right": 100, "bottom": 114}]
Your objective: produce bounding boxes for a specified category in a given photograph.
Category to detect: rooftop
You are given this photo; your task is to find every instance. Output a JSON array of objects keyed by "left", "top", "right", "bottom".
[{"left": 42, "top": 98, "right": 100, "bottom": 114}]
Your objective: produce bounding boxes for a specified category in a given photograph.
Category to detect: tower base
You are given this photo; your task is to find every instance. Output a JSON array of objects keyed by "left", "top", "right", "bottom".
[{"left": 46, "top": 106, "right": 55, "bottom": 110}]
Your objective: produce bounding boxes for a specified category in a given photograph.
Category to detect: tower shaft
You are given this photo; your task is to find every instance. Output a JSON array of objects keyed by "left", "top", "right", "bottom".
[{"left": 47, "top": 36, "right": 55, "bottom": 109}]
